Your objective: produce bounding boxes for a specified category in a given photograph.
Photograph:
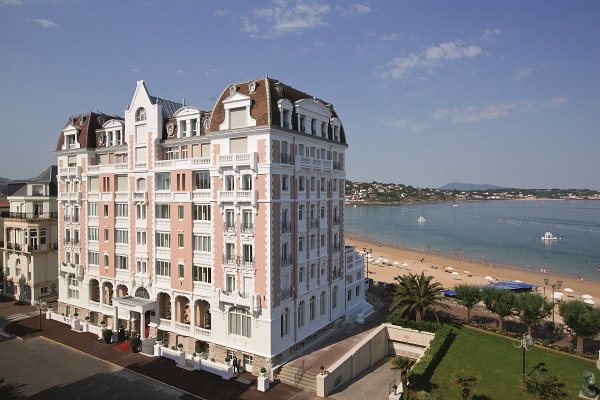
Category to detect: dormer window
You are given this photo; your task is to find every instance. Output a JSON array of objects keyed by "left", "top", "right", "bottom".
[
  {"left": 135, "top": 107, "right": 146, "bottom": 122},
  {"left": 180, "top": 120, "right": 188, "bottom": 137},
  {"left": 191, "top": 118, "right": 198, "bottom": 136},
  {"left": 299, "top": 116, "right": 305, "bottom": 133},
  {"left": 107, "top": 130, "right": 123, "bottom": 146},
  {"left": 219, "top": 91, "right": 256, "bottom": 131},
  {"left": 65, "top": 134, "right": 76, "bottom": 149},
  {"left": 277, "top": 99, "right": 293, "bottom": 129},
  {"left": 321, "top": 122, "right": 327, "bottom": 138},
  {"left": 311, "top": 119, "right": 317, "bottom": 135},
  {"left": 229, "top": 107, "right": 246, "bottom": 129},
  {"left": 333, "top": 126, "right": 340, "bottom": 142}
]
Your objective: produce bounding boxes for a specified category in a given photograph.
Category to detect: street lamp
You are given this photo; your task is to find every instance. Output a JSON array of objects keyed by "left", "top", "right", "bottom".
[
  {"left": 362, "top": 247, "right": 372, "bottom": 284},
  {"left": 513, "top": 333, "right": 534, "bottom": 375},
  {"left": 35, "top": 297, "right": 47, "bottom": 332},
  {"left": 544, "top": 278, "right": 563, "bottom": 325}
]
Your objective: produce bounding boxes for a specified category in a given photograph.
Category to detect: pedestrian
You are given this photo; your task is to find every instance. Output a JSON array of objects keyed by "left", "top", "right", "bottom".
[{"left": 232, "top": 355, "right": 239, "bottom": 373}]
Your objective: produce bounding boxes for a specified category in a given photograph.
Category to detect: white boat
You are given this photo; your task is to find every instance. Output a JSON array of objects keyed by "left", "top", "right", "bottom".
[
  {"left": 417, "top": 216, "right": 426, "bottom": 223},
  {"left": 541, "top": 232, "right": 558, "bottom": 241}
]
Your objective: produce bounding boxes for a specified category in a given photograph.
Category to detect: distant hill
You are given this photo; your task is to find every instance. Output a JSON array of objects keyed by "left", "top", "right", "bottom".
[{"left": 439, "top": 182, "right": 506, "bottom": 191}]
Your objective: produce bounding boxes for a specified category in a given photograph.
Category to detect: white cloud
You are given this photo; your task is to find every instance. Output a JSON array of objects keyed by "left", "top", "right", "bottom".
[
  {"left": 28, "top": 18, "right": 58, "bottom": 28},
  {"left": 0, "top": 0, "right": 27, "bottom": 6},
  {"left": 368, "top": 31, "right": 399, "bottom": 41},
  {"left": 482, "top": 28, "right": 501, "bottom": 41},
  {"left": 378, "top": 40, "right": 482, "bottom": 80},
  {"left": 341, "top": 4, "right": 371, "bottom": 17},
  {"left": 176, "top": 69, "right": 185, "bottom": 75},
  {"left": 215, "top": 9, "right": 229, "bottom": 17},
  {"left": 433, "top": 97, "right": 568, "bottom": 123},
  {"left": 513, "top": 66, "right": 534, "bottom": 81},
  {"left": 380, "top": 118, "right": 428, "bottom": 132},
  {"left": 245, "top": 0, "right": 330, "bottom": 36}
]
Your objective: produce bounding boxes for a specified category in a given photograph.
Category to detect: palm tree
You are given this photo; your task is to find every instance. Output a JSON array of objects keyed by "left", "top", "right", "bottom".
[
  {"left": 390, "top": 356, "right": 415, "bottom": 389},
  {"left": 453, "top": 369, "right": 479, "bottom": 400},
  {"left": 522, "top": 372, "right": 566, "bottom": 399},
  {"left": 389, "top": 272, "right": 448, "bottom": 322}
]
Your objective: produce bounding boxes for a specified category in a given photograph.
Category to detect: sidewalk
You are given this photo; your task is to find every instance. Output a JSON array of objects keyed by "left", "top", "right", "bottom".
[{"left": 6, "top": 316, "right": 318, "bottom": 400}]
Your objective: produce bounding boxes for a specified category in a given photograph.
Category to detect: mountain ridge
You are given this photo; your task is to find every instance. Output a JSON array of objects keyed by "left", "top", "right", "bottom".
[{"left": 439, "top": 182, "right": 506, "bottom": 191}]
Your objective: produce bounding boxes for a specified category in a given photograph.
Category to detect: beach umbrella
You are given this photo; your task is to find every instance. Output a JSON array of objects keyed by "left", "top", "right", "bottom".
[
  {"left": 451, "top": 271, "right": 459, "bottom": 275},
  {"left": 563, "top": 288, "right": 574, "bottom": 293},
  {"left": 445, "top": 266, "right": 454, "bottom": 271},
  {"left": 581, "top": 294, "right": 593, "bottom": 299},
  {"left": 374, "top": 260, "right": 381, "bottom": 264},
  {"left": 553, "top": 292, "right": 563, "bottom": 299},
  {"left": 401, "top": 263, "right": 409, "bottom": 267},
  {"left": 383, "top": 259, "right": 389, "bottom": 263},
  {"left": 584, "top": 299, "right": 596, "bottom": 305},
  {"left": 484, "top": 276, "right": 494, "bottom": 281},
  {"left": 393, "top": 261, "right": 400, "bottom": 266}
]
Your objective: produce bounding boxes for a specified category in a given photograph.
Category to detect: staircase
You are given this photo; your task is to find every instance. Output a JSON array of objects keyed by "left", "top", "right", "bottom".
[{"left": 277, "top": 362, "right": 318, "bottom": 393}]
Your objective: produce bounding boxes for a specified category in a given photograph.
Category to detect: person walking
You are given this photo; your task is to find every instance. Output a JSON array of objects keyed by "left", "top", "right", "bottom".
[{"left": 232, "top": 355, "right": 239, "bottom": 373}]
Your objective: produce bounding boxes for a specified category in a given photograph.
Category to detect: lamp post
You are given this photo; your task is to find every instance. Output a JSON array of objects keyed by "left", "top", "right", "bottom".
[
  {"left": 544, "top": 278, "right": 563, "bottom": 326},
  {"left": 362, "top": 247, "right": 372, "bottom": 284},
  {"left": 35, "top": 297, "right": 47, "bottom": 332},
  {"left": 513, "top": 333, "right": 534, "bottom": 375}
]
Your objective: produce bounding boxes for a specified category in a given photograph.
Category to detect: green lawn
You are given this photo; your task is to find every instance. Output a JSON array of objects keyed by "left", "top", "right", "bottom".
[{"left": 428, "top": 325, "right": 596, "bottom": 399}]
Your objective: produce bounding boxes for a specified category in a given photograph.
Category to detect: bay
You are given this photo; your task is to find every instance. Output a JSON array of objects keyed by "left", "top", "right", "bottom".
[{"left": 344, "top": 200, "right": 600, "bottom": 280}]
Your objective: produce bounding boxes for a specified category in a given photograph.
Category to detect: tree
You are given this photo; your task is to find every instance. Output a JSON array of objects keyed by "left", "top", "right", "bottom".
[
  {"left": 390, "top": 356, "right": 415, "bottom": 390},
  {"left": 389, "top": 272, "right": 448, "bottom": 322},
  {"left": 481, "top": 287, "right": 515, "bottom": 332},
  {"left": 522, "top": 372, "right": 566, "bottom": 400},
  {"left": 452, "top": 369, "right": 479, "bottom": 400},
  {"left": 454, "top": 284, "right": 481, "bottom": 324},
  {"left": 514, "top": 292, "right": 553, "bottom": 336},
  {"left": 559, "top": 300, "right": 600, "bottom": 355}
]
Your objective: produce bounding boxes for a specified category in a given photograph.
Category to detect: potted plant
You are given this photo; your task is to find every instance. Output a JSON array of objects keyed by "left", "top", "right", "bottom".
[
  {"left": 260, "top": 367, "right": 267, "bottom": 376},
  {"left": 156, "top": 330, "right": 163, "bottom": 344},
  {"left": 84, "top": 316, "right": 90, "bottom": 321},
  {"left": 177, "top": 343, "right": 184, "bottom": 352},
  {"left": 73, "top": 312, "right": 79, "bottom": 318},
  {"left": 225, "top": 355, "right": 231, "bottom": 364},
  {"left": 130, "top": 336, "right": 142, "bottom": 353},
  {"left": 102, "top": 328, "right": 113, "bottom": 344}
]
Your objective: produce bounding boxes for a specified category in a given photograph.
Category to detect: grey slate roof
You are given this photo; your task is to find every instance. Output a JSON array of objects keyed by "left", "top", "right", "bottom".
[
  {"left": 7, "top": 165, "right": 57, "bottom": 197},
  {"left": 150, "top": 96, "right": 184, "bottom": 119}
]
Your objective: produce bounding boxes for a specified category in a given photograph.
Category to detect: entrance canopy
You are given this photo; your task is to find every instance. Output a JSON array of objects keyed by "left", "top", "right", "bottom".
[{"left": 114, "top": 295, "right": 157, "bottom": 313}]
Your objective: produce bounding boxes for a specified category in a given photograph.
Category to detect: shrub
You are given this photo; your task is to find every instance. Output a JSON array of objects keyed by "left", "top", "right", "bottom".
[
  {"left": 225, "top": 356, "right": 231, "bottom": 363},
  {"left": 192, "top": 352, "right": 197, "bottom": 357},
  {"left": 102, "top": 329, "right": 113, "bottom": 344},
  {"left": 410, "top": 325, "right": 454, "bottom": 388},
  {"left": 177, "top": 343, "right": 183, "bottom": 349},
  {"left": 387, "top": 311, "right": 443, "bottom": 333},
  {"left": 156, "top": 330, "right": 163, "bottom": 342},
  {"left": 130, "top": 336, "right": 141, "bottom": 353},
  {"left": 260, "top": 367, "right": 267, "bottom": 374},
  {"left": 84, "top": 316, "right": 90, "bottom": 321},
  {"left": 73, "top": 312, "right": 78, "bottom": 317}
]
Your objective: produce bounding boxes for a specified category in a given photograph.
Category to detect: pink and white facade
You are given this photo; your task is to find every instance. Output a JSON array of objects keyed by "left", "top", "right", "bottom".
[{"left": 55, "top": 78, "right": 366, "bottom": 373}]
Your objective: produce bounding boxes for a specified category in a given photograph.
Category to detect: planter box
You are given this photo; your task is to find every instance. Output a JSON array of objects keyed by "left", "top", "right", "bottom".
[
  {"left": 257, "top": 375, "right": 270, "bottom": 392},
  {"left": 71, "top": 318, "right": 81, "bottom": 331},
  {"left": 201, "top": 359, "right": 234, "bottom": 380},
  {"left": 161, "top": 347, "right": 185, "bottom": 366}
]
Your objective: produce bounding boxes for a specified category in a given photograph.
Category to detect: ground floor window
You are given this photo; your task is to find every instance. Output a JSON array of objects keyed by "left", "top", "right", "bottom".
[{"left": 228, "top": 307, "right": 251, "bottom": 337}]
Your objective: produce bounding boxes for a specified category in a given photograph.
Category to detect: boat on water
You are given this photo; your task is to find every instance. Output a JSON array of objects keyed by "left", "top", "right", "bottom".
[
  {"left": 541, "top": 232, "right": 558, "bottom": 241},
  {"left": 417, "top": 216, "right": 426, "bottom": 223}
]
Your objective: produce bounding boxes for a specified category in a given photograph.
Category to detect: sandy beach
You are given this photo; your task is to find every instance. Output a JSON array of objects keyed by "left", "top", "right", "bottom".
[{"left": 346, "top": 234, "right": 600, "bottom": 303}]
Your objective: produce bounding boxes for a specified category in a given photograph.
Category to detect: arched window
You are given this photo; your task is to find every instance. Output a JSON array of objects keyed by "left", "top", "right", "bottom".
[
  {"left": 136, "top": 107, "right": 147, "bottom": 122},
  {"left": 309, "top": 296, "right": 315, "bottom": 321},
  {"left": 281, "top": 307, "right": 289, "bottom": 337},
  {"left": 229, "top": 307, "right": 251, "bottom": 337},
  {"left": 320, "top": 291, "right": 326, "bottom": 315},
  {"left": 298, "top": 301, "right": 305, "bottom": 327},
  {"left": 136, "top": 178, "right": 146, "bottom": 191}
]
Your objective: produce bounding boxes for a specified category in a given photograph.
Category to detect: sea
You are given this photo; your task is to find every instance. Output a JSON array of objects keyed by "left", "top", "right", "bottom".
[{"left": 344, "top": 200, "right": 600, "bottom": 281}]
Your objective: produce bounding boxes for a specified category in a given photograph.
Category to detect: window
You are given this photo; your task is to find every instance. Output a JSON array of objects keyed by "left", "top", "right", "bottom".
[
  {"left": 180, "top": 120, "right": 188, "bottom": 137},
  {"left": 332, "top": 286, "right": 338, "bottom": 309},
  {"left": 310, "top": 263, "right": 316, "bottom": 279},
  {"left": 193, "top": 204, "right": 211, "bottom": 221},
  {"left": 298, "top": 205, "right": 304, "bottom": 221},
  {"left": 135, "top": 107, "right": 146, "bottom": 122},
  {"left": 178, "top": 233, "right": 184, "bottom": 248},
  {"left": 310, "top": 177, "right": 316, "bottom": 191},
  {"left": 356, "top": 285, "right": 360, "bottom": 297},
  {"left": 104, "top": 204, "right": 109, "bottom": 217},
  {"left": 333, "top": 178, "right": 338, "bottom": 192},
  {"left": 178, "top": 205, "right": 184, "bottom": 220},
  {"left": 104, "top": 254, "right": 109, "bottom": 268},
  {"left": 241, "top": 174, "right": 252, "bottom": 190},
  {"left": 115, "top": 229, "right": 128, "bottom": 244},
  {"left": 282, "top": 175, "right": 289, "bottom": 192},
  {"left": 299, "top": 116, "right": 305, "bottom": 133},
  {"left": 181, "top": 145, "right": 188, "bottom": 159},
  {"left": 156, "top": 173, "right": 171, "bottom": 190},
  {"left": 165, "top": 147, "right": 179, "bottom": 160},
  {"left": 193, "top": 265, "right": 212, "bottom": 283},
  {"left": 136, "top": 259, "right": 147, "bottom": 274},
  {"left": 194, "top": 171, "right": 210, "bottom": 189},
  {"left": 136, "top": 204, "right": 146, "bottom": 220},
  {"left": 136, "top": 230, "right": 147, "bottom": 246},
  {"left": 309, "top": 296, "right": 315, "bottom": 321},
  {"left": 320, "top": 206, "right": 325, "bottom": 219},
  {"left": 229, "top": 307, "right": 251, "bottom": 337},
  {"left": 229, "top": 108, "right": 246, "bottom": 129},
  {"left": 156, "top": 232, "right": 170, "bottom": 248},
  {"left": 243, "top": 244, "right": 253, "bottom": 263},
  {"left": 226, "top": 274, "right": 236, "bottom": 292},
  {"left": 88, "top": 251, "right": 99, "bottom": 266},
  {"left": 193, "top": 235, "right": 211, "bottom": 252},
  {"left": 115, "top": 255, "right": 128, "bottom": 270},
  {"left": 191, "top": 119, "right": 198, "bottom": 136},
  {"left": 104, "top": 229, "right": 109, "bottom": 241},
  {"left": 310, "top": 234, "right": 316, "bottom": 250},
  {"left": 40, "top": 229, "right": 47, "bottom": 245},
  {"left": 136, "top": 178, "right": 146, "bottom": 191},
  {"left": 242, "top": 210, "right": 253, "bottom": 232},
  {"left": 299, "top": 266, "right": 305, "bottom": 283},
  {"left": 298, "top": 236, "right": 305, "bottom": 252},
  {"left": 116, "top": 203, "right": 128, "bottom": 218},
  {"left": 156, "top": 260, "right": 170, "bottom": 276},
  {"left": 281, "top": 308, "right": 289, "bottom": 337},
  {"left": 347, "top": 289, "right": 352, "bottom": 301},
  {"left": 89, "top": 203, "right": 98, "bottom": 216},
  {"left": 320, "top": 178, "right": 326, "bottom": 192},
  {"left": 320, "top": 291, "right": 326, "bottom": 315},
  {"left": 321, "top": 122, "right": 327, "bottom": 137},
  {"left": 298, "top": 176, "right": 305, "bottom": 191},
  {"left": 156, "top": 204, "right": 170, "bottom": 219},
  {"left": 298, "top": 301, "right": 305, "bottom": 327},
  {"left": 320, "top": 234, "right": 325, "bottom": 248},
  {"left": 178, "top": 263, "right": 185, "bottom": 279},
  {"left": 282, "top": 110, "right": 291, "bottom": 128},
  {"left": 88, "top": 228, "right": 99, "bottom": 241},
  {"left": 311, "top": 119, "right": 317, "bottom": 135},
  {"left": 225, "top": 243, "right": 235, "bottom": 261}
]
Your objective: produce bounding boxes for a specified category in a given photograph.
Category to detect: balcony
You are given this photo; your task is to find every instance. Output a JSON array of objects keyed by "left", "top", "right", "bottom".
[
  {"left": 102, "top": 304, "right": 115, "bottom": 315},
  {"left": 58, "top": 166, "right": 82, "bottom": 179},
  {"left": 219, "top": 290, "right": 253, "bottom": 308},
  {"left": 240, "top": 223, "right": 254, "bottom": 235},
  {"left": 155, "top": 192, "right": 172, "bottom": 203},
  {"left": 193, "top": 220, "right": 211, "bottom": 233},
  {"left": 191, "top": 156, "right": 211, "bottom": 167},
  {"left": 240, "top": 258, "right": 255, "bottom": 269},
  {"left": 193, "top": 281, "right": 214, "bottom": 297},
  {"left": 333, "top": 161, "right": 343, "bottom": 171},
  {"left": 192, "top": 190, "right": 211, "bottom": 202},
  {"left": 281, "top": 287, "right": 293, "bottom": 301},
  {"left": 280, "top": 153, "right": 293, "bottom": 165},
  {"left": 99, "top": 192, "right": 113, "bottom": 202},
  {"left": 310, "top": 219, "right": 319, "bottom": 229},
  {"left": 159, "top": 318, "right": 172, "bottom": 329},
  {"left": 332, "top": 216, "right": 340, "bottom": 226},
  {"left": 222, "top": 254, "right": 237, "bottom": 266},
  {"left": 295, "top": 156, "right": 333, "bottom": 173},
  {"left": 133, "top": 192, "right": 147, "bottom": 202},
  {"left": 89, "top": 300, "right": 101, "bottom": 312},
  {"left": 155, "top": 219, "right": 170, "bottom": 231},
  {"left": 1, "top": 212, "right": 58, "bottom": 221},
  {"left": 88, "top": 265, "right": 99, "bottom": 276},
  {"left": 223, "top": 222, "right": 236, "bottom": 235},
  {"left": 192, "top": 251, "right": 212, "bottom": 266},
  {"left": 174, "top": 321, "right": 191, "bottom": 334},
  {"left": 58, "top": 192, "right": 82, "bottom": 202},
  {"left": 218, "top": 190, "right": 256, "bottom": 205},
  {"left": 195, "top": 326, "right": 212, "bottom": 338},
  {"left": 218, "top": 152, "right": 257, "bottom": 170},
  {"left": 87, "top": 163, "right": 128, "bottom": 174},
  {"left": 281, "top": 221, "right": 292, "bottom": 234},
  {"left": 281, "top": 255, "right": 292, "bottom": 267},
  {"left": 332, "top": 243, "right": 341, "bottom": 253},
  {"left": 156, "top": 275, "right": 171, "bottom": 288}
]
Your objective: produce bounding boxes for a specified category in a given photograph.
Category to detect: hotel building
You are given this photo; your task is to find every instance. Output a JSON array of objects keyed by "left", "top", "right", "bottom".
[
  {"left": 55, "top": 78, "right": 366, "bottom": 373},
  {"left": 1, "top": 166, "right": 59, "bottom": 304}
]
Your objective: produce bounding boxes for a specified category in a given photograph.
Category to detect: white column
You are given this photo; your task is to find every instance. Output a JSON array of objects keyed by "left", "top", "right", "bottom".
[
  {"left": 113, "top": 304, "right": 119, "bottom": 330},
  {"left": 170, "top": 297, "right": 176, "bottom": 325},
  {"left": 140, "top": 310, "right": 146, "bottom": 339},
  {"left": 190, "top": 300, "right": 196, "bottom": 331}
]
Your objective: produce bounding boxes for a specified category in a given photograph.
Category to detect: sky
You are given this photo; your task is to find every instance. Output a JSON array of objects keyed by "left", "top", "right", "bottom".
[{"left": 1, "top": 0, "right": 599, "bottom": 189}]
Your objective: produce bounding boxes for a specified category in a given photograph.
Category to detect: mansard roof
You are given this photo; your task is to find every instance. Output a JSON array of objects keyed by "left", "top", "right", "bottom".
[
  {"left": 209, "top": 77, "right": 347, "bottom": 144},
  {"left": 6, "top": 165, "right": 57, "bottom": 197},
  {"left": 55, "top": 112, "right": 122, "bottom": 151}
]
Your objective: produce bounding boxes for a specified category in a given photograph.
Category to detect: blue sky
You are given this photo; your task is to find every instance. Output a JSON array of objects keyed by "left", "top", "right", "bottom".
[{"left": 1, "top": 0, "right": 599, "bottom": 189}]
